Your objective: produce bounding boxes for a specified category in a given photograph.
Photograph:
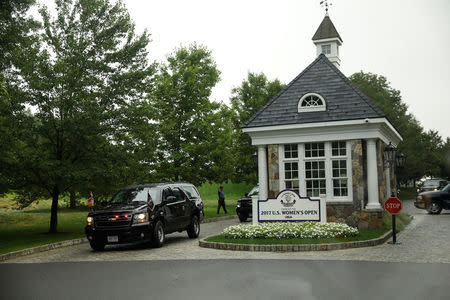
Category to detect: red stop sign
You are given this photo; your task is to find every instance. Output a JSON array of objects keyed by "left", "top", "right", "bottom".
[{"left": 384, "top": 197, "right": 402, "bottom": 214}]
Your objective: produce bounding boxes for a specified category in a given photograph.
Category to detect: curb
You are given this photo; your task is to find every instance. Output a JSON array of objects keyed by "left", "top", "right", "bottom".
[
  {"left": 202, "top": 215, "right": 237, "bottom": 223},
  {"left": 0, "top": 215, "right": 238, "bottom": 262},
  {"left": 0, "top": 237, "right": 88, "bottom": 262},
  {"left": 199, "top": 229, "right": 393, "bottom": 252}
]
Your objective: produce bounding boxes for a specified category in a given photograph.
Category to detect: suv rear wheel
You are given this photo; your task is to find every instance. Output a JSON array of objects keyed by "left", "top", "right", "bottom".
[
  {"left": 187, "top": 215, "right": 200, "bottom": 238},
  {"left": 152, "top": 220, "right": 165, "bottom": 248}
]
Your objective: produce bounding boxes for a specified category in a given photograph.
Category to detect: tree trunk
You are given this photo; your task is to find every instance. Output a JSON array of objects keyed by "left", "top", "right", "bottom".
[
  {"left": 69, "top": 190, "right": 76, "bottom": 209},
  {"left": 49, "top": 186, "right": 59, "bottom": 233}
]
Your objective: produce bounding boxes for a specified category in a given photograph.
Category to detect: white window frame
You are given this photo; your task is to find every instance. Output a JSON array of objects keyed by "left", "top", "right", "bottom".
[
  {"left": 321, "top": 44, "right": 331, "bottom": 54},
  {"left": 298, "top": 93, "right": 327, "bottom": 113},
  {"left": 279, "top": 141, "right": 353, "bottom": 203}
]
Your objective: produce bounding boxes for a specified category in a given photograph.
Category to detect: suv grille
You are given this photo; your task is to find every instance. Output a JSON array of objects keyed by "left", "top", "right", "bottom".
[{"left": 94, "top": 213, "right": 132, "bottom": 228}]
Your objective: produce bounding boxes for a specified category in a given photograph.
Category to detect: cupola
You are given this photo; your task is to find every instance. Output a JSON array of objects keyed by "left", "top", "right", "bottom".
[{"left": 312, "top": 14, "right": 343, "bottom": 68}]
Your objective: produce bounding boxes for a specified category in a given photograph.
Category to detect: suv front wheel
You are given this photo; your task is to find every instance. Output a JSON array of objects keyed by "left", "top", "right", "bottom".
[
  {"left": 152, "top": 220, "right": 165, "bottom": 248},
  {"left": 89, "top": 240, "right": 105, "bottom": 251},
  {"left": 187, "top": 215, "right": 200, "bottom": 238},
  {"left": 428, "top": 202, "right": 442, "bottom": 215}
]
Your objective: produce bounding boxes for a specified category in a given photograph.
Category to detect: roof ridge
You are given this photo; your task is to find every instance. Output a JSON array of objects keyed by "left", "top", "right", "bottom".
[
  {"left": 319, "top": 56, "right": 385, "bottom": 117},
  {"left": 243, "top": 55, "right": 327, "bottom": 127}
]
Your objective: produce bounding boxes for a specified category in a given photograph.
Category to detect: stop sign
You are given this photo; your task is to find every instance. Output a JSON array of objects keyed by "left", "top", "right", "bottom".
[{"left": 384, "top": 197, "right": 402, "bottom": 214}]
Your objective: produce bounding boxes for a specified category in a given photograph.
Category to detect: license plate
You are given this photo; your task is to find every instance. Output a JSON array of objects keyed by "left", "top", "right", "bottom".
[{"left": 107, "top": 236, "right": 118, "bottom": 243}]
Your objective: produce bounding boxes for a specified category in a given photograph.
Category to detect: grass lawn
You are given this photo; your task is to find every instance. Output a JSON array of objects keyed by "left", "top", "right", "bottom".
[
  {"left": 198, "top": 182, "right": 253, "bottom": 219},
  {"left": 205, "top": 228, "right": 389, "bottom": 245},
  {"left": 0, "top": 197, "right": 87, "bottom": 254}
]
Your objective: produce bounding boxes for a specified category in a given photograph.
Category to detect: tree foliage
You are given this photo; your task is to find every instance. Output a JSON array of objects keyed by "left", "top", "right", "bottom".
[
  {"left": 9, "top": 0, "right": 154, "bottom": 232},
  {"left": 350, "top": 72, "right": 446, "bottom": 183},
  {"left": 149, "top": 44, "right": 233, "bottom": 186},
  {"left": 230, "top": 72, "right": 285, "bottom": 183}
]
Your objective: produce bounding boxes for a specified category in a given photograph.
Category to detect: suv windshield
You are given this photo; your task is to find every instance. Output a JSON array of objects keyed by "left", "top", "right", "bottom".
[
  {"left": 110, "top": 187, "right": 159, "bottom": 205},
  {"left": 423, "top": 180, "right": 440, "bottom": 187}
]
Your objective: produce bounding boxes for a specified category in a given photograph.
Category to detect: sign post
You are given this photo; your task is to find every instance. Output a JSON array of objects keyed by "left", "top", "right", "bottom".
[{"left": 384, "top": 196, "right": 402, "bottom": 244}]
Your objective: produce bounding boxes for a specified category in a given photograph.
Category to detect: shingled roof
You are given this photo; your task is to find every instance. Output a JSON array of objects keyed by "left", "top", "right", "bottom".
[
  {"left": 243, "top": 54, "right": 385, "bottom": 128},
  {"left": 312, "top": 15, "right": 343, "bottom": 42}
]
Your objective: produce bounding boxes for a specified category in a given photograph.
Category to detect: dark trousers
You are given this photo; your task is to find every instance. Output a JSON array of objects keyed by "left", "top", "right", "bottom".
[{"left": 217, "top": 199, "right": 227, "bottom": 214}]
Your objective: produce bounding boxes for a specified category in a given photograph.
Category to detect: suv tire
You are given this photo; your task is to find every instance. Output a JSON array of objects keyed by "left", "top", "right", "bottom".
[
  {"left": 428, "top": 202, "right": 442, "bottom": 215},
  {"left": 187, "top": 215, "right": 200, "bottom": 238},
  {"left": 238, "top": 213, "right": 248, "bottom": 222},
  {"left": 152, "top": 220, "right": 165, "bottom": 248},
  {"left": 90, "top": 240, "right": 105, "bottom": 251}
]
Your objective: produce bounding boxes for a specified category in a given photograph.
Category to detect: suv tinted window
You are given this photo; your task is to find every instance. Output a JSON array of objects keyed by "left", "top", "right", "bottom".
[
  {"left": 172, "top": 187, "right": 187, "bottom": 201},
  {"left": 162, "top": 188, "right": 172, "bottom": 201},
  {"left": 182, "top": 186, "right": 200, "bottom": 198}
]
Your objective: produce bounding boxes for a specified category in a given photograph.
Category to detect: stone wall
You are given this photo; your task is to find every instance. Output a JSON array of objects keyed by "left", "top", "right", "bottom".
[
  {"left": 327, "top": 205, "right": 383, "bottom": 229},
  {"left": 377, "top": 140, "right": 387, "bottom": 203},
  {"left": 267, "top": 144, "right": 279, "bottom": 198},
  {"left": 351, "top": 140, "right": 364, "bottom": 210}
]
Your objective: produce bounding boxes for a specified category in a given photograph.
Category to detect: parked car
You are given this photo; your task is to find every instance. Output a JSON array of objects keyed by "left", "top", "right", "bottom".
[
  {"left": 416, "top": 179, "right": 448, "bottom": 194},
  {"left": 414, "top": 183, "right": 450, "bottom": 214},
  {"left": 236, "top": 184, "right": 258, "bottom": 222},
  {"left": 85, "top": 182, "right": 203, "bottom": 251}
]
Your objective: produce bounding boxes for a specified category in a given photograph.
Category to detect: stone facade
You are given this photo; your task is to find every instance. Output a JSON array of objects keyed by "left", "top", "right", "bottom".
[
  {"left": 377, "top": 140, "right": 386, "bottom": 203},
  {"left": 267, "top": 144, "right": 279, "bottom": 198},
  {"left": 351, "top": 139, "right": 364, "bottom": 210}
]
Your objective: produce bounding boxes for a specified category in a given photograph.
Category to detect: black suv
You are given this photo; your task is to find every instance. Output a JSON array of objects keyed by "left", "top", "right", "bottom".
[
  {"left": 85, "top": 182, "right": 203, "bottom": 251},
  {"left": 415, "top": 183, "right": 450, "bottom": 214},
  {"left": 236, "top": 184, "right": 258, "bottom": 222}
]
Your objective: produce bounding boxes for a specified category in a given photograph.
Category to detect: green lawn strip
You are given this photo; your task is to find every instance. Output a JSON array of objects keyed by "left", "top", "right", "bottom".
[
  {"left": 399, "top": 187, "right": 417, "bottom": 201},
  {"left": 205, "top": 228, "right": 389, "bottom": 245},
  {"left": 382, "top": 212, "right": 412, "bottom": 232}
]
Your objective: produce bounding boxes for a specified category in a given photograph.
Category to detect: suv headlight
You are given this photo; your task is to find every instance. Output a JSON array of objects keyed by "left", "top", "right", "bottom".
[
  {"left": 87, "top": 216, "right": 94, "bottom": 226},
  {"left": 417, "top": 195, "right": 423, "bottom": 201},
  {"left": 133, "top": 212, "right": 149, "bottom": 224}
]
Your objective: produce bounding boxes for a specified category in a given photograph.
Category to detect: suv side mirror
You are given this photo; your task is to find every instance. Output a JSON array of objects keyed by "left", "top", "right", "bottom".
[
  {"left": 245, "top": 193, "right": 249, "bottom": 197},
  {"left": 165, "top": 196, "right": 176, "bottom": 203}
]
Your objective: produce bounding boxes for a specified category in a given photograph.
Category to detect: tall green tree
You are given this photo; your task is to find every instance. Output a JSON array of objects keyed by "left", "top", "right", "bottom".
[
  {"left": 14, "top": 0, "right": 154, "bottom": 232},
  {"left": 350, "top": 72, "right": 444, "bottom": 183},
  {"left": 149, "top": 44, "right": 232, "bottom": 185},
  {"left": 230, "top": 72, "right": 285, "bottom": 183},
  {"left": 0, "top": 0, "right": 40, "bottom": 194}
]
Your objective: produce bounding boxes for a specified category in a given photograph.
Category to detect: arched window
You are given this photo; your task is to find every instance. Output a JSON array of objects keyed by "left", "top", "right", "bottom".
[{"left": 298, "top": 93, "right": 326, "bottom": 112}]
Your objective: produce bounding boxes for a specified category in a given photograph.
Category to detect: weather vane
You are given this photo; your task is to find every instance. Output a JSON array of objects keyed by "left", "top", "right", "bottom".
[{"left": 320, "top": 0, "right": 332, "bottom": 15}]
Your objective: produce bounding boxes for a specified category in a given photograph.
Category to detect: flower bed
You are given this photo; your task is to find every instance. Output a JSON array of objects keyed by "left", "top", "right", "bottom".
[{"left": 222, "top": 222, "right": 358, "bottom": 239}]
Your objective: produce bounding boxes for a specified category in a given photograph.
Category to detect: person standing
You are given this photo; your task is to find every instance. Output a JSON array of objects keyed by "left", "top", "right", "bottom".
[{"left": 217, "top": 186, "right": 227, "bottom": 214}]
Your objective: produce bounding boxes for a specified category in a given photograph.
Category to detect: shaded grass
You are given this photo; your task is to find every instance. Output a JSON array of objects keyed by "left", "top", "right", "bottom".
[
  {"left": 399, "top": 187, "right": 417, "bottom": 201},
  {"left": 205, "top": 228, "right": 389, "bottom": 245}
]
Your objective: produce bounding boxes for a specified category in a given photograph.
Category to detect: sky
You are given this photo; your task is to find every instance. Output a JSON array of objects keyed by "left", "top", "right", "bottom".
[{"left": 39, "top": 0, "right": 450, "bottom": 139}]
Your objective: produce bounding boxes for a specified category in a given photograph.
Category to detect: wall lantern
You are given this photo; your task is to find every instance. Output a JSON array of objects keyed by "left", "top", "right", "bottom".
[
  {"left": 396, "top": 153, "right": 406, "bottom": 168},
  {"left": 383, "top": 142, "right": 396, "bottom": 169}
]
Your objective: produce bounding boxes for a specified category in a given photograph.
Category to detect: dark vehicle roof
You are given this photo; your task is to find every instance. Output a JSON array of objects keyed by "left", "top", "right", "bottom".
[{"left": 119, "top": 182, "right": 196, "bottom": 190}]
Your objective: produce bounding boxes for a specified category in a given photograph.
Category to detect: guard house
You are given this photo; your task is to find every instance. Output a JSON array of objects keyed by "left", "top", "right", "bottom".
[{"left": 242, "top": 14, "right": 402, "bottom": 229}]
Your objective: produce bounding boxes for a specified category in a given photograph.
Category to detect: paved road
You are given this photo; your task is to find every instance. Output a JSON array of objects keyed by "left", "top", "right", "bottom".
[
  {"left": 3, "top": 200, "right": 450, "bottom": 264},
  {"left": 1, "top": 259, "right": 449, "bottom": 300}
]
